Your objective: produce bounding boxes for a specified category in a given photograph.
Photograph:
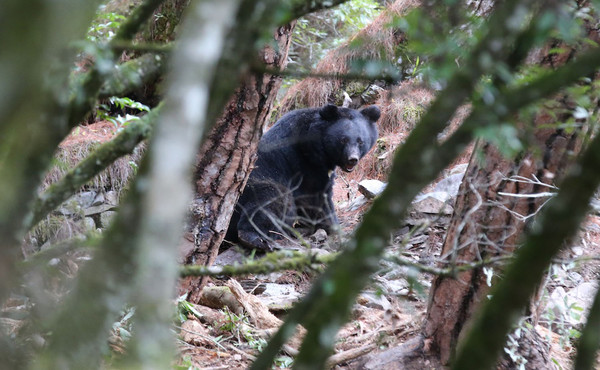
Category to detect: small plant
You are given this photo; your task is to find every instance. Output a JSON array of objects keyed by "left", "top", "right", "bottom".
[
  {"left": 503, "top": 318, "right": 534, "bottom": 370},
  {"left": 274, "top": 355, "right": 294, "bottom": 368},
  {"left": 87, "top": 11, "right": 127, "bottom": 42},
  {"left": 174, "top": 355, "right": 200, "bottom": 370},
  {"left": 97, "top": 96, "right": 150, "bottom": 128},
  {"left": 176, "top": 295, "right": 204, "bottom": 323},
  {"left": 112, "top": 306, "right": 135, "bottom": 343},
  {"left": 220, "top": 308, "right": 254, "bottom": 343}
]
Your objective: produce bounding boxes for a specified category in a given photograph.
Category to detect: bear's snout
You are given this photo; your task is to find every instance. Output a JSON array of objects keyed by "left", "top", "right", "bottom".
[{"left": 343, "top": 156, "right": 359, "bottom": 172}]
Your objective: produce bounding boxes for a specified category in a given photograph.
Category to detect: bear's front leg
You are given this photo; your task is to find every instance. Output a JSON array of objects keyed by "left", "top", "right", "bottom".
[
  {"left": 319, "top": 188, "right": 340, "bottom": 233},
  {"left": 237, "top": 229, "right": 275, "bottom": 252}
]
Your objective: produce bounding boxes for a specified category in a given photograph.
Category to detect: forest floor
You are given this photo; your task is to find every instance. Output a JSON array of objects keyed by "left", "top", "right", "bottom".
[{"left": 174, "top": 154, "right": 600, "bottom": 370}]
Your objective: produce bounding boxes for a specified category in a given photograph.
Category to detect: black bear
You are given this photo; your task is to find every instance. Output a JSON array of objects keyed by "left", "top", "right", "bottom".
[{"left": 226, "top": 104, "right": 380, "bottom": 251}]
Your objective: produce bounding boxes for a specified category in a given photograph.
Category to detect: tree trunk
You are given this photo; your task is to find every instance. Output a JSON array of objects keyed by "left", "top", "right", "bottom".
[
  {"left": 423, "top": 115, "right": 585, "bottom": 365},
  {"left": 179, "top": 23, "right": 295, "bottom": 303},
  {"left": 423, "top": 3, "right": 599, "bottom": 364}
]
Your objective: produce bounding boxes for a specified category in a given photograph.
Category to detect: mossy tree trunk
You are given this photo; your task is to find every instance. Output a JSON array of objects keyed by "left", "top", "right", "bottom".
[{"left": 179, "top": 23, "right": 296, "bottom": 303}]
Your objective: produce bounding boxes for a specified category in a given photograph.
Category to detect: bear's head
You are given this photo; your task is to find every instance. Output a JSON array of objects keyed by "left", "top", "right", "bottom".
[{"left": 319, "top": 104, "right": 380, "bottom": 172}]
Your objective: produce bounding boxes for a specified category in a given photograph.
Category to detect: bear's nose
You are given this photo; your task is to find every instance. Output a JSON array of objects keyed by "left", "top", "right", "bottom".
[{"left": 348, "top": 157, "right": 358, "bottom": 166}]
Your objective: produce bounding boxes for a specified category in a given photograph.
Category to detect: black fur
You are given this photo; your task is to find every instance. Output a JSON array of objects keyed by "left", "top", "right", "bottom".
[{"left": 226, "top": 104, "right": 380, "bottom": 251}]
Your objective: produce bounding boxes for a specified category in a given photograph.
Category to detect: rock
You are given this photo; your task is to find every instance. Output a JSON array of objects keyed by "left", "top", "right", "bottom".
[
  {"left": 214, "top": 247, "right": 248, "bottom": 266},
  {"left": 358, "top": 292, "right": 391, "bottom": 311},
  {"left": 566, "top": 282, "right": 598, "bottom": 324},
  {"left": 450, "top": 163, "right": 468, "bottom": 175},
  {"left": 180, "top": 320, "right": 212, "bottom": 346},
  {"left": 99, "top": 211, "right": 117, "bottom": 228},
  {"left": 395, "top": 226, "right": 410, "bottom": 238},
  {"left": 30, "top": 333, "right": 46, "bottom": 349},
  {"left": 91, "top": 192, "right": 105, "bottom": 206},
  {"left": 378, "top": 277, "right": 410, "bottom": 295},
  {"left": 414, "top": 191, "right": 451, "bottom": 203},
  {"left": 433, "top": 173, "right": 464, "bottom": 199},
  {"left": 309, "top": 229, "right": 328, "bottom": 244},
  {"left": 346, "top": 194, "right": 368, "bottom": 211},
  {"left": 105, "top": 191, "right": 119, "bottom": 206},
  {"left": 411, "top": 195, "right": 453, "bottom": 215},
  {"left": 568, "top": 271, "right": 584, "bottom": 286},
  {"left": 571, "top": 246, "right": 584, "bottom": 256},
  {"left": 358, "top": 179, "right": 387, "bottom": 199},
  {"left": 72, "top": 191, "right": 97, "bottom": 209},
  {"left": 83, "top": 217, "right": 96, "bottom": 231},
  {"left": 199, "top": 286, "right": 244, "bottom": 315},
  {"left": 262, "top": 283, "right": 297, "bottom": 296},
  {"left": 257, "top": 283, "right": 300, "bottom": 311},
  {"left": 85, "top": 203, "right": 116, "bottom": 216},
  {"left": 547, "top": 283, "right": 599, "bottom": 325}
]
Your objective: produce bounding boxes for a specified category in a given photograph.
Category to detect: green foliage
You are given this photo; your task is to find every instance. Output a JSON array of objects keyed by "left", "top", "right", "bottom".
[
  {"left": 176, "top": 295, "right": 204, "bottom": 324},
  {"left": 87, "top": 11, "right": 127, "bottom": 42},
  {"left": 112, "top": 306, "right": 136, "bottom": 343},
  {"left": 218, "top": 307, "right": 269, "bottom": 353},
  {"left": 503, "top": 319, "right": 534, "bottom": 370},
  {"left": 98, "top": 96, "right": 150, "bottom": 128},
  {"left": 174, "top": 356, "right": 200, "bottom": 370},
  {"left": 289, "top": 0, "right": 381, "bottom": 71},
  {"left": 391, "top": 6, "right": 481, "bottom": 86},
  {"left": 274, "top": 355, "right": 294, "bottom": 368}
]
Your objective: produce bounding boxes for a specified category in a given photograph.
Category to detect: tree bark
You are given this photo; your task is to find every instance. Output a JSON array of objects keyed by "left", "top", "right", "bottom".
[
  {"left": 424, "top": 109, "right": 585, "bottom": 365},
  {"left": 179, "top": 23, "right": 296, "bottom": 303}
]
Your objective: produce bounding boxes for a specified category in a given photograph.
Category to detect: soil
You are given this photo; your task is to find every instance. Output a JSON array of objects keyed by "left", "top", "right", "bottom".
[{"left": 59, "top": 120, "right": 119, "bottom": 148}]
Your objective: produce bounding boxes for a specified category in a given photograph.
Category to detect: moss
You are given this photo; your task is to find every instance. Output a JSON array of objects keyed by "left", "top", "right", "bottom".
[
  {"left": 141, "top": 0, "right": 189, "bottom": 43},
  {"left": 402, "top": 103, "right": 425, "bottom": 128}
]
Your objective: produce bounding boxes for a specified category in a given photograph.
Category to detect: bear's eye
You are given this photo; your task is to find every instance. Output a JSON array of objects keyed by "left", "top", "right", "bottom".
[
  {"left": 341, "top": 137, "right": 349, "bottom": 144},
  {"left": 357, "top": 138, "right": 363, "bottom": 145}
]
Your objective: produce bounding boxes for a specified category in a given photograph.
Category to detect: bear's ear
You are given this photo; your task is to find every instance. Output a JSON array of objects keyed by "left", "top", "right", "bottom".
[
  {"left": 360, "top": 105, "right": 381, "bottom": 123},
  {"left": 319, "top": 104, "right": 339, "bottom": 121}
]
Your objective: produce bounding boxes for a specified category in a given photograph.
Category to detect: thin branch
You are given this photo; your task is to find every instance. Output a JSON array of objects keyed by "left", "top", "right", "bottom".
[
  {"left": 497, "top": 191, "right": 556, "bottom": 198},
  {"left": 384, "top": 254, "right": 514, "bottom": 277},
  {"left": 489, "top": 196, "right": 554, "bottom": 222},
  {"left": 277, "top": 0, "right": 351, "bottom": 25},
  {"left": 113, "top": 0, "right": 166, "bottom": 41},
  {"left": 501, "top": 174, "right": 559, "bottom": 189},
  {"left": 109, "top": 40, "right": 173, "bottom": 54}
]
